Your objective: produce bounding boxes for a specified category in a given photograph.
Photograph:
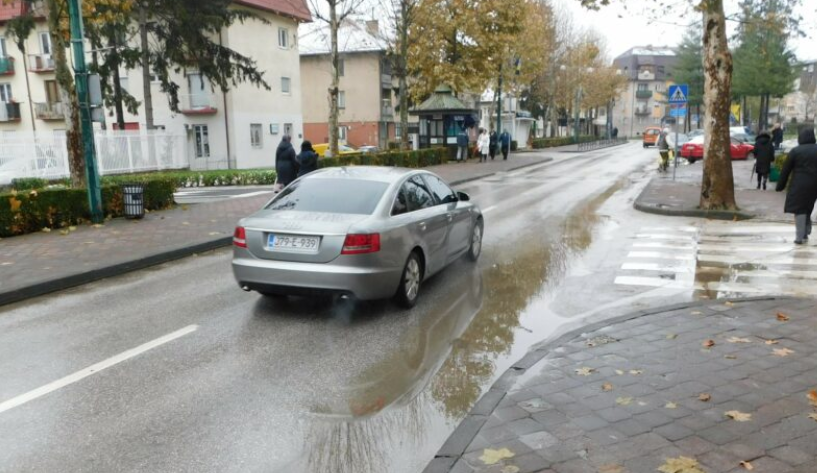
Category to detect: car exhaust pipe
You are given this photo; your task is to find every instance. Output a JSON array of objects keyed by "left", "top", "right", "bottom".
[{"left": 241, "top": 285, "right": 251, "bottom": 292}]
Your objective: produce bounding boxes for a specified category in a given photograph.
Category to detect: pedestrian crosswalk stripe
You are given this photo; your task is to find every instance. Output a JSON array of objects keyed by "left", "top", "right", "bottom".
[{"left": 615, "top": 223, "right": 817, "bottom": 298}]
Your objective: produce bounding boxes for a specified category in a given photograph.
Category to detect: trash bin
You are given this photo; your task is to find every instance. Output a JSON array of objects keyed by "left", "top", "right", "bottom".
[{"left": 122, "top": 183, "right": 145, "bottom": 219}]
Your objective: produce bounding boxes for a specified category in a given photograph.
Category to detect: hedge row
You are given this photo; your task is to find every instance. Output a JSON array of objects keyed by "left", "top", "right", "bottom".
[
  {"left": 0, "top": 179, "right": 177, "bottom": 237},
  {"left": 531, "top": 136, "right": 596, "bottom": 149},
  {"left": 319, "top": 147, "right": 448, "bottom": 168}
]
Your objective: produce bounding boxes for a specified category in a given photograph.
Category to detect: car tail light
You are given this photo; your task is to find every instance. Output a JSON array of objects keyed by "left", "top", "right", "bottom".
[
  {"left": 233, "top": 226, "right": 247, "bottom": 248},
  {"left": 342, "top": 234, "right": 381, "bottom": 255}
]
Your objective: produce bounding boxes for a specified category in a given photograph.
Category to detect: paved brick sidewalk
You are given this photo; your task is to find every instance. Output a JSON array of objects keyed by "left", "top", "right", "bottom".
[
  {"left": 0, "top": 150, "right": 558, "bottom": 306},
  {"left": 426, "top": 297, "right": 817, "bottom": 473},
  {"left": 635, "top": 159, "right": 787, "bottom": 221}
]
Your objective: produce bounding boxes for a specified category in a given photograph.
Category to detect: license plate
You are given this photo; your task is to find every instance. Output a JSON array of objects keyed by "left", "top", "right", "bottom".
[{"left": 267, "top": 234, "right": 320, "bottom": 252}]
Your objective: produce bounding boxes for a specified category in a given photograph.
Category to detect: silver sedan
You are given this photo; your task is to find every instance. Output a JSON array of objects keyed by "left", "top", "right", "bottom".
[{"left": 232, "top": 167, "right": 484, "bottom": 307}]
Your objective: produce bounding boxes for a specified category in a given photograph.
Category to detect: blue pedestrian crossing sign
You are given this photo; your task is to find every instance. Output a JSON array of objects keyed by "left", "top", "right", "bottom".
[
  {"left": 670, "top": 104, "right": 687, "bottom": 118},
  {"left": 668, "top": 84, "right": 689, "bottom": 103}
]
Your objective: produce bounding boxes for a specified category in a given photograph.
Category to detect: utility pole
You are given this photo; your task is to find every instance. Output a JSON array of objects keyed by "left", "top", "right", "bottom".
[
  {"left": 67, "top": 0, "right": 103, "bottom": 223},
  {"left": 574, "top": 86, "right": 581, "bottom": 144},
  {"left": 496, "top": 63, "right": 502, "bottom": 137}
]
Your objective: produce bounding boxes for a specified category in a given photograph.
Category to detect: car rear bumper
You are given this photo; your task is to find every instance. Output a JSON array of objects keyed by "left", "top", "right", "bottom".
[{"left": 232, "top": 256, "right": 403, "bottom": 300}]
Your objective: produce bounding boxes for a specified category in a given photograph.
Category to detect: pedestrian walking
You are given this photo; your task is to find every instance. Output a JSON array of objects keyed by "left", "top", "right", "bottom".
[
  {"left": 296, "top": 140, "right": 319, "bottom": 178},
  {"left": 477, "top": 128, "right": 491, "bottom": 163},
  {"left": 489, "top": 130, "right": 498, "bottom": 160},
  {"left": 500, "top": 130, "right": 511, "bottom": 160},
  {"left": 772, "top": 123, "right": 784, "bottom": 150},
  {"left": 275, "top": 135, "right": 299, "bottom": 190},
  {"left": 456, "top": 127, "right": 469, "bottom": 162},
  {"left": 753, "top": 130, "right": 774, "bottom": 190},
  {"left": 612, "top": 127, "right": 619, "bottom": 138},
  {"left": 657, "top": 127, "right": 671, "bottom": 172},
  {"left": 776, "top": 128, "right": 817, "bottom": 244}
]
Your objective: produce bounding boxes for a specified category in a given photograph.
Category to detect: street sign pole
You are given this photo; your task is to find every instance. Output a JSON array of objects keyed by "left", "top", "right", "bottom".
[
  {"left": 68, "top": 0, "right": 103, "bottom": 223},
  {"left": 668, "top": 84, "right": 689, "bottom": 182}
]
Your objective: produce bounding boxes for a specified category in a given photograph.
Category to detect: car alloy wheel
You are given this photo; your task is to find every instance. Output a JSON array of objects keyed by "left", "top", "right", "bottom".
[
  {"left": 396, "top": 252, "right": 422, "bottom": 308},
  {"left": 468, "top": 222, "right": 483, "bottom": 261}
]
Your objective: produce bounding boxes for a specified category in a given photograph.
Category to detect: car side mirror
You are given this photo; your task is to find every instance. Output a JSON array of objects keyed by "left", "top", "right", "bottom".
[{"left": 457, "top": 191, "right": 470, "bottom": 202}]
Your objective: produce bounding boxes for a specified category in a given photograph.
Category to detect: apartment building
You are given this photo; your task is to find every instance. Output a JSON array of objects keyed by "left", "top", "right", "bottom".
[
  {"left": 299, "top": 19, "right": 396, "bottom": 149},
  {"left": 780, "top": 61, "right": 817, "bottom": 124},
  {"left": 611, "top": 46, "right": 678, "bottom": 136},
  {"left": 0, "top": 0, "right": 310, "bottom": 170}
]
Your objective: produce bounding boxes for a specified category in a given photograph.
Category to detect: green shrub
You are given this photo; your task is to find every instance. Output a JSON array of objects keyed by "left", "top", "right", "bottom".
[
  {"left": 318, "top": 148, "right": 447, "bottom": 169},
  {"left": 511, "top": 140, "right": 518, "bottom": 151},
  {"left": 102, "top": 169, "right": 277, "bottom": 188},
  {"left": 10, "top": 178, "right": 49, "bottom": 191},
  {"left": 531, "top": 136, "right": 595, "bottom": 149}
]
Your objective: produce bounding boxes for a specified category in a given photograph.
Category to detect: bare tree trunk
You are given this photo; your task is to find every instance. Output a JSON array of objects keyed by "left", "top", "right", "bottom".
[
  {"left": 110, "top": 37, "right": 126, "bottom": 130},
  {"left": 328, "top": 0, "right": 340, "bottom": 158},
  {"left": 20, "top": 53, "right": 36, "bottom": 131},
  {"left": 139, "top": 4, "right": 154, "bottom": 130},
  {"left": 47, "top": 0, "right": 85, "bottom": 188},
  {"left": 398, "top": 1, "right": 409, "bottom": 150},
  {"left": 699, "top": 0, "right": 736, "bottom": 211}
]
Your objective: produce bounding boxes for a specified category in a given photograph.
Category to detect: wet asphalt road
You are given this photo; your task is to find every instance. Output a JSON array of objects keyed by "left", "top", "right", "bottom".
[{"left": 0, "top": 144, "right": 701, "bottom": 472}]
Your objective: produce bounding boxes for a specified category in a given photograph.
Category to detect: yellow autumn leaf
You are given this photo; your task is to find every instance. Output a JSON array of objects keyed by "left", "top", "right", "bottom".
[
  {"left": 765, "top": 339, "right": 779, "bottom": 345},
  {"left": 616, "top": 397, "right": 633, "bottom": 406},
  {"left": 629, "top": 369, "right": 643, "bottom": 375},
  {"left": 500, "top": 466, "right": 519, "bottom": 473},
  {"left": 727, "top": 337, "right": 751, "bottom": 343},
  {"left": 615, "top": 370, "right": 625, "bottom": 375},
  {"left": 807, "top": 389, "right": 817, "bottom": 407},
  {"left": 665, "top": 402, "right": 678, "bottom": 409},
  {"left": 666, "top": 333, "right": 678, "bottom": 340},
  {"left": 776, "top": 312, "right": 790, "bottom": 321},
  {"left": 740, "top": 460, "right": 754, "bottom": 470},
  {"left": 479, "top": 448, "right": 515, "bottom": 465},
  {"left": 702, "top": 339, "right": 715, "bottom": 348},
  {"left": 808, "top": 413, "right": 817, "bottom": 422},
  {"left": 42, "top": 227, "right": 51, "bottom": 233},
  {"left": 575, "top": 367, "right": 595, "bottom": 376},
  {"left": 725, "top": 301, "right": 734, "bottom": 307},
  {"left": 657, "top": 456, "right": 706, "bottom": 473},
  {"left": 725, "top": 410, "right": 752, "bottom": 422},
  {"left": 772, "top": 348, "right": 794, "bottom": 357},
  {"left": 698, "top": 393, "right": 712, "bottom": 402},
  {"left": 598, "top": 464, "right": 625, "bottom": 473},
  {"left": 691, "top": 311, "right": 703, "bottom": 315},
  {"left": 602, "top": 383, "right": 613, "bottom": 392},
  {"left": 68, "top": 226, "right": 77, "bottom": 231},
  {"left": 8, "top": 196, "right": 22, "bottom": 212}
]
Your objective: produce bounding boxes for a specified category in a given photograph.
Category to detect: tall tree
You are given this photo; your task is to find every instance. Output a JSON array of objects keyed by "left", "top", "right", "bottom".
[
  {"left": 380, "top": 0, "right": 419, "bottom": 150},
  {"left": 4, "top": 3, "right": 36, "bottom": 130},
  {"left": 673, "top": 26, "right": 704, "bottom": 130}
]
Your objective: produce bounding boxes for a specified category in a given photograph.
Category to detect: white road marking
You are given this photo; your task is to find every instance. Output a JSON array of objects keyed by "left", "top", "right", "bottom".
[
  {"left": 614, "top": 276, "right": 695, "bottom": 289},
  {"left": 632, "top": 242, "right": 696, "bottom": 250},
  {"left": 627, "top": 251, "right": 696, "bottom": 261},
  {"left": 0, "top": 325, "right": 198, "bottom": 415},
  {"left": 621, "top": 263, "right": 695, "bottom": 273}
]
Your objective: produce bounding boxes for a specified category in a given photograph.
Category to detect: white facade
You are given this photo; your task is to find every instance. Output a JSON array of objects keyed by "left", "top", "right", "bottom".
[
  {"left": 477, "top": 91, "right": 533, "bottom": 149},
  {"left": 0, "top": 6, "right": 306, "bottom": 171}
]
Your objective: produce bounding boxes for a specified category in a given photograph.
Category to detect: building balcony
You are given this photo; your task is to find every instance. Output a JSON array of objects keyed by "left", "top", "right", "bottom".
[
  {"left": 636, "top": 90, "right": 653, "bottom": 99},
  {"left": 35, "top": 101, "right": 65, "bottom": 120},
  {"left": 0, "top": 102, "right": 22, "bottom": 122},
  {"left": 635, "top": 106, "right": 651, "bottom": 116},
  {"left": 0, "top": 57, "right": 15, "bottom": 76},
  {"left": 28, "top": 54, "right": 55, "bottom": 72},
  {"left": 179, "top": 94, "right": 218, "bottom": 115}
]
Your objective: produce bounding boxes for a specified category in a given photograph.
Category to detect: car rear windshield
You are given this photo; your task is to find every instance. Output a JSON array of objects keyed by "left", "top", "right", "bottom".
[{"left": 266, "top": 178, "right": 389, "bottom": 215}]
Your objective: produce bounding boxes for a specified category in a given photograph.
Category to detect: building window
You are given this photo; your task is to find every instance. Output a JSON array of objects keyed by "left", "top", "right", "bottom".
[
  {"left": 194, "top": 125, "right": 210, "bottom": 158},
  {"left": 658, "top": 66, "right": 665, "bottom": 75},
  {"left": 39, "top": 32, "right": 52, "bottom": 55},
  {"left": 338, "top": 91, "right": 346, "bottom": 109},
  {"left": 339, "top": 126, "right": 348, "bottom": 142},
  {"left": 637, "top": 83, "right": 648, "bottom": 91},
  {"left": 250, "top": 124, "right": 263, "bottom": 148},
  {"left": 149, "top": 66, "right": 161, "bottom": 83},
  {"left": 281, "top": 76, "right": 291, "bottom": 94},
  {"left": 0, "top": 38, "right": 6, "bottom": 58},
  {"left": 0, "top": 83, "right": 11, "bottom": 102},
  {"left": 338, "top": 58, "right": 345, "bottom": 77},
  {"left": 278, "top": 28, "right": 289, "bottom": 48}
]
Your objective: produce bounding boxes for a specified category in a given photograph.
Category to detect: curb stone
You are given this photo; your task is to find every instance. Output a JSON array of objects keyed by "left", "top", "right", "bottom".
[
  {"left": 633, "top": 176, "right": 755, "bottom": 221},
  {"left": 422, "top": 296, "right": 781, "bottom": 473}
]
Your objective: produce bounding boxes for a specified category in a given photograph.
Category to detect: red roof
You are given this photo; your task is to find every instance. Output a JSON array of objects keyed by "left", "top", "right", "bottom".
[
  {"left": 234, "top": 0, "right": 311, "bottom": 22},
  {"left": 0, "top": 1, "right": 25, "bottom": 23},
  {"left": 0, "top": 1, "right": 311, "bottom": 23}
]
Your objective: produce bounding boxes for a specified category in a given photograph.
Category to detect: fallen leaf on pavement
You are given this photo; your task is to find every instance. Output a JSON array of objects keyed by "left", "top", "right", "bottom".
[
  {"left": 658, "top": 456, "right": 706, "bottom": 473},
  {"left": 638, "top": 401, "right": 648, "bottom": 406},
  {"left": 727, "top": 337, "right": 751, "bottom": 343},
  {"left": 691, "top": 311, "right": 703, "bottom": 315},
  {"left": 41, "top": 227, "right": 51, "bottom": 233},
  {"left": 772, "top": 348, "right": 794, "bottom": 357},
  {"left": 665, "top": 402, "right": 678, "bottom": 409},
  {"left": 575, "top": 367, "right": 595, "bottom": 376},
  {"left": 479, "top": 448, "right": 515, "bottom": 465},
  {"left": 615, "top": 370, "right": 625, "bottom": 375},
  {"left": 807, "top": 390, "right": 817, "bottom": 407},
  {"left": 702, "top": 339, "right": 716, "bottom": 348},
  {"left": 616, "top": 397, "right": 633, "bottom": 406},
  {"left": 808, "top": 413, "right": 817, "bottom": 422},
  {"left": 182, "top": 205, "right": 189, "bottom": 211},
  {"left": 59, "top": 229, "right": 69, "bottom": 236},
  {"left": 698, "top": 393, "right": 712, "bottom": 402},
  {"left": 724, "top": 355, "right": 738, "bottom": 360},
  {"left": 182, "top": 222, "right": 190, "bottom": 226},
  {"left": 776, "top": 312, "right": 790, "bottom": 321},
  {"left": 208, "top": 232, "right": 221, "bottom": 236},
  {"left": 598, "top": 464, "right": 625, "bottom": 473},
  {"left": 667, "top": 333, "right": 678, "bottom": 340},
  {"left": 92, "top": 224, "right": 104, "bottom": 228},
  {"left": 68, "top": 226, "right": 76, "bottom": 231},
  {"left": 725, "top": 301, "right": 734, "bottom": 307},
  {"left": 500, "top": 466, "right": 519, "bottom": 473},
  {"left": 602, "top": 383, "right": 613, "bottom": 392},
  {"left": 725, "top": 410, "right": 752, "bottom": 422},
  {"left": 629, "top": 369, "right": 643, "bottom": 375},
  {"left": 740, "top": 460, "right": 754, "bottom": 470}
]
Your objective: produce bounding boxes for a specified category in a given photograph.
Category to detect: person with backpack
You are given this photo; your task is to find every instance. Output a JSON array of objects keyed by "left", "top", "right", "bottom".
[
  {"left": 657, "top": 127, "right": 671, "bottom": 172},
  {"left": 753, "top": 131, "right": 775, "bottom": 190},
  {"left": 296, "top": 140, "right": 319, "bottom": 177},
  {"left": 275, "top": 135, "right": 299, "bottom": 190},
  {"left": 500, "top": 130, "right": 511, "bottom": 160}
]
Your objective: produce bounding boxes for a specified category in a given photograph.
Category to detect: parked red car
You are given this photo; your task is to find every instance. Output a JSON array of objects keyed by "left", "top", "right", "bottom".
[{"left": 680, "top": 136, "right": 755, "bottom": 163}]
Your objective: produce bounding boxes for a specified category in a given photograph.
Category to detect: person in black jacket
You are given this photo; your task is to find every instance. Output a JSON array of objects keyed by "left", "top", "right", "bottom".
[
  {"left": 772, "top": 123, "right": 784, "bottom": 150},
  {"left": 275, "top": 135, "right": 299, "bottom": 188},
  {"left": 296, "top": 140, "right": 319, "bottom": 177},
  {"left": 776, "top": 128, "right": 817, "bottom": 244},
  {"left": 753, "top": 131, "right": 775, "bottom": 190},
  {"left": 489, "top": 130, "right": 497, "bottom": 160}
]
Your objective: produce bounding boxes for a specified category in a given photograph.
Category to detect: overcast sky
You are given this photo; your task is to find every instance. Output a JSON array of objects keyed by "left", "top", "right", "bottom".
[{"left": 554, "top": 0, "right": 817, "bottom": 62}]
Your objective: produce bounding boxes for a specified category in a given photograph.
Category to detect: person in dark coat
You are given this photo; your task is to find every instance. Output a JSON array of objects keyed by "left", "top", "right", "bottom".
[
  {"left": 612, "top": 127, "right": 619, "bottom": 138},
  {"left": 456, "top": 128, "right": 469, "bottom": 162},
  {"left": 753, "top": 131, "right": 775, "bottom": 190},
  {"left": 499, "top": 130, "right": 511, "bottom": 160},
  {"left": 776, "top": 128, "right": 817, "bottom": 244},
  {"left": 772, "top": 123, "right": 784, "bottom": 150},
  {"left": 275, "top": 135, "right": 299, "bottom": 188},
  {"left": 489, "top": 130, "right": 498, "bottom": 160},
  {"left": 296, "top": 140, "right": 319, "bottom": 177}
]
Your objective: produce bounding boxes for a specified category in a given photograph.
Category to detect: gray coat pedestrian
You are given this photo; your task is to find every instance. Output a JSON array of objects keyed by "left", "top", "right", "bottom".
[{"left": 776, "top": 129, "right": 817, "bottom": 215}]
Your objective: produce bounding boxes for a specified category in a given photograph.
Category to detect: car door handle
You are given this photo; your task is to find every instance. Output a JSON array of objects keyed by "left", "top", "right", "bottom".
[
  {"left": 446, "top": 213, "right": 454, "bottom": 222},
  {"left": 418, "top": 222, "right": 427, "bottom": 231}
]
